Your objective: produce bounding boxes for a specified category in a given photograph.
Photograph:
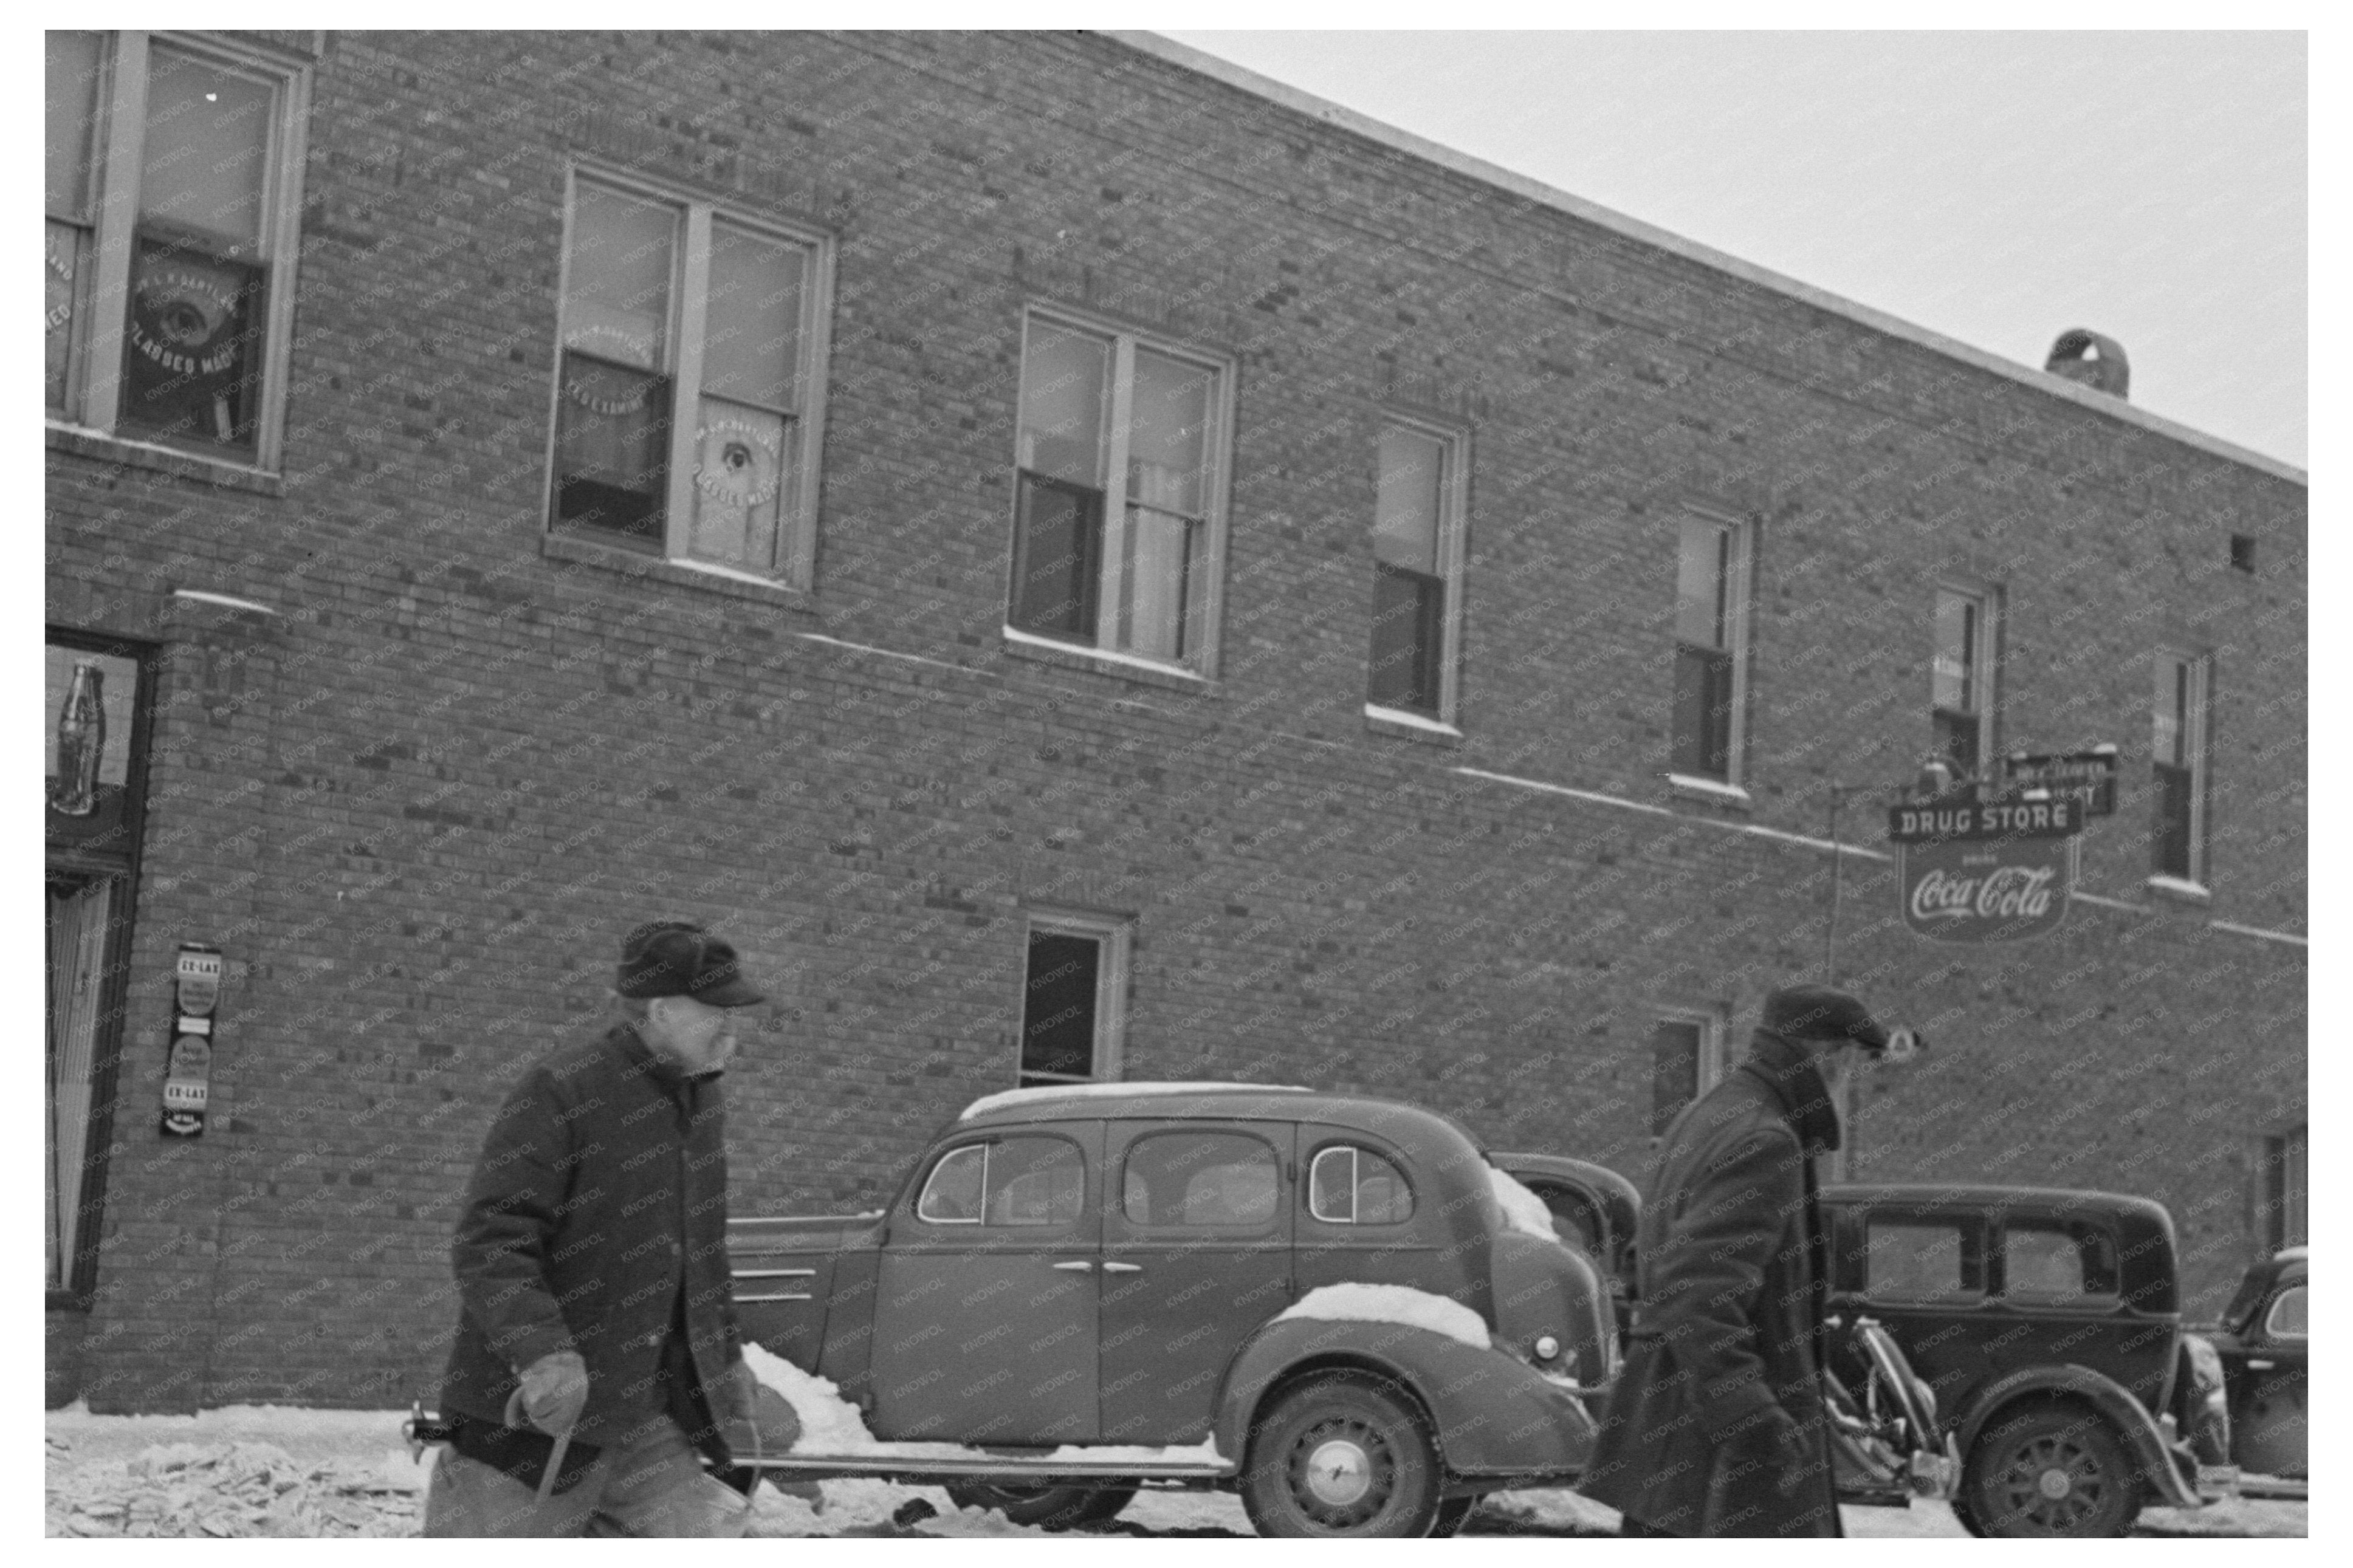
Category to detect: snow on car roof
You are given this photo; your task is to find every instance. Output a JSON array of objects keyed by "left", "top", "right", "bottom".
[{"left": 958, "top": 1081, "right": 1313, "bottom": 1120}]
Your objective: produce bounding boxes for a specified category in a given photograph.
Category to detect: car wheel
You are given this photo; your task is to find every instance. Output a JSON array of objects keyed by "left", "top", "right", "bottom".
[
  {"left": 1963, "top": 1400, "right": 2142, "bottom": 1538},
  {"left": 1428, "top": 1496, "right": 1477, "bottom": 1537},
  {"left": 1241, "top": 1371, "right": 1443, "bottom": 1538},
  {"left": 943, "top": 1481, "right": 1138, "bottom": 1529}
]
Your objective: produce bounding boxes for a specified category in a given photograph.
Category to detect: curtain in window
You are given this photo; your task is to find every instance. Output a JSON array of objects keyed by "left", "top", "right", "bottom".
[{"left": 1118, "top": 351, "right": 1209, "bottom": 660}]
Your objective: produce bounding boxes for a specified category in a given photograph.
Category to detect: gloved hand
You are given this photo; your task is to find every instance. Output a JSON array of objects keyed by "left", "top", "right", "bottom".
[{"left": 506, "top": 1349, "right": 589, "bottom": 1435}]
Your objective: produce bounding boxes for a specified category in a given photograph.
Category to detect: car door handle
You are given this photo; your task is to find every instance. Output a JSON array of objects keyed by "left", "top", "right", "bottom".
[
  {"left": 1051, "top": 1260, "right": 1094, "bottom": 1272},
  {"left": 1101, "top": 1261, "right": 1144, "bottom": 1273}
]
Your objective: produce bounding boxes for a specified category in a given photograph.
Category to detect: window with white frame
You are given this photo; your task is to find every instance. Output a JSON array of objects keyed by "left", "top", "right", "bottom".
[
  {"left": 2151, "top": 649, "right": 2212, "bottom": 883},
  {"left": 1648, "top": 1005, "right": 1727, "bottom": 1139},
  {"left": 549, "top": 171, "right": 832, "bottom": 584},
  {"left": 1367, "top": 422, "right": 1467, "bottom": 721},
  {"left": 1670, "top": 512, "right": 1752, "bottom": 785},
  {"left": 1008, "top": 311, "right": 1229, "bottom": 670},
  {"left": 1931, "top": 586, "right": 1998, "bottom": 779},
  {"left": 1017, "top": 912, "right": 1130, "bottom": 1087},
  {"left": 46, "top": 31, "right": 309, "bottom": 465}
]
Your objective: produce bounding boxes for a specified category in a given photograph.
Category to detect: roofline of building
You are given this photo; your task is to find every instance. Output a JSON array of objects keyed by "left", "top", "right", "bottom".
[{"left": 1109, "top": 31, "right": 2306, "bottom": 488}]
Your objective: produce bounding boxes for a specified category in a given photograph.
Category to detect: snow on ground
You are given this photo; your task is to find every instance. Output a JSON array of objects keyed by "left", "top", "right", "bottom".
[
  {"left": 1485, "top": 1164, "right": 1561, "bottom": 1241},
  {"left": 1274, "top": 1282, "right": 1491, "bottom": 1349}
]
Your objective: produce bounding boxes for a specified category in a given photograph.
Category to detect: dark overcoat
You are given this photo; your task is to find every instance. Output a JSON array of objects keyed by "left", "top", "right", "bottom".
[
  {"left": 1579, "top": 1030, "right": 1842, "bottom": 1536},
  {"left": 439, "top": 1022, "right": 743, "bottom": 1456}
]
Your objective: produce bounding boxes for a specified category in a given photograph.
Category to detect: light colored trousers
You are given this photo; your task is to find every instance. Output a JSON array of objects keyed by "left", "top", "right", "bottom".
[{"left": 422, "top": 1415, "right": 752, "bottom": 1538}]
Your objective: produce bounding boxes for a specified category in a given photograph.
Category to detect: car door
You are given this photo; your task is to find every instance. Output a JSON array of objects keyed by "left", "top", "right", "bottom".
[
  {"left": 869, "top": 1125, "right": 1101, "bottom": 1443},
  {"left": 1096, "top": 1120, "right": 1293, "bottom": 1444},
  {"left": 1513, "top": 1171, "right": 1632, "bottom": 1337},
  {"left": 1825, "top": 1204, "right": 1994, "bottom": 1426},
  {"left": 1991, "top": 1216, "right": 2158, "bottom": 1411},
  {"left": 2227, "top": 1276, "right": 2307, "bottom": 1479}
]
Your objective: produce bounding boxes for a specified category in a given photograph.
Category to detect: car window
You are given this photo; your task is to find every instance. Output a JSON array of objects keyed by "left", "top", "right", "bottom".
[
  {"left": 915, "top": 1137, "right": 1084, "bottom": 1227},
  {"left": 2264, "top": 1284, "right": 2307, "bottom": 1339},
  {"left": 1124, "top": 1131, "right": 1279, "bottom": 1228},
  {"left": 1864, "top": 1218, "right": 1981, "bottom": 1299},
  {"left": 1307, "top": 1145, "right": 1414, "bottom": 1225},
  {"left": 1522, "top": 1179, "right": 1604, "bottom": 1255},
  {"left": 2002, "top": 1222, "right": 2120, "bottom": 1303}
]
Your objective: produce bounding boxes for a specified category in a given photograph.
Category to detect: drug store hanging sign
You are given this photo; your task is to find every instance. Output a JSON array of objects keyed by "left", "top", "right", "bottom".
[{"left": 1886, "top": 793, "right": 2083, "bottom": 943}]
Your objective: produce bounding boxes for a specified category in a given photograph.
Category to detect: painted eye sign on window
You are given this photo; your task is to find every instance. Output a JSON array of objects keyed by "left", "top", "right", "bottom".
[{"left": 694, "top": 414, "right": 783, "bottom": 509}]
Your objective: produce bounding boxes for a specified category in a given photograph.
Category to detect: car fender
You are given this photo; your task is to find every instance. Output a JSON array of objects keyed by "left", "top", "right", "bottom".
[
  {"left": 1957, "top": 1363, "right": 2199, "bottom": 1508},
  {"left": 1212, "top": 1316, "right": 1595, "bottom": 1481}
]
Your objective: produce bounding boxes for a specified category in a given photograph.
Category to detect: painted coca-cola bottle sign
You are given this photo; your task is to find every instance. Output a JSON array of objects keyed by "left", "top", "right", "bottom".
[{"left": 1899, "top": 837, "right": 2073, "bottom": 942}]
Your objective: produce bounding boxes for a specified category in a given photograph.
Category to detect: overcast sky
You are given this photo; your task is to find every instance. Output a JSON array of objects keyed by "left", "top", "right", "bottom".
[{"left": 1161, "top": 30, "right": 2307, "bottom": 470}]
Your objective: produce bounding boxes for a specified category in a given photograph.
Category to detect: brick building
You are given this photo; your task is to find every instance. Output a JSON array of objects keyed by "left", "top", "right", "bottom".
[{"left": 46, "top": 30, "right": 2304, "bottom": 1411}]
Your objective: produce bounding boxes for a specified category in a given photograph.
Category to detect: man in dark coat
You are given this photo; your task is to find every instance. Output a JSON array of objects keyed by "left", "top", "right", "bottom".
[
  {"left": 1579, "top": 985, "right": 1893, "bottom": 1537},
  {"left": 424, "top": 920, "right": 775, "bottom": 1536}
]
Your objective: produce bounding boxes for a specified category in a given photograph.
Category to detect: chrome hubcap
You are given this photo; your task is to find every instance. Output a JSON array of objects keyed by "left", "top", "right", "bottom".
[
  {"left": 2037, "top": 1467, "right": 2073, "bottom": 1501},
  {"left": 1304, "top": 1439, "right": 1373, "bottom": 1506}
]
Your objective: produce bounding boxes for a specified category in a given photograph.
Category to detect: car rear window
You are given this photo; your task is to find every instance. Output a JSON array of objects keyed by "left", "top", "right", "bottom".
[
  {"left": 2002, "top": 1222, "right": 2120, "bottom": 1302},
  {"left": 1123, "top": 1131, "right": 1280, "bottom": 1228},
  {"left": 1307, "top": 1145, "right": 1414, "bottom": 1225},
  {"left": 1864, "top": 1218, "right": 1982, "bottom": 1299},
  {"left": 2265, "top": 1284, "right": 2307, "bottom": 1338}
]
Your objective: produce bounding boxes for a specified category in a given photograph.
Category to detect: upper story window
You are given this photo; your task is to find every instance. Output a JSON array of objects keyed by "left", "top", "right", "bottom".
[
  {"left": 549, "top": 171, "right": 833, "bottom": 586},
  {"left": 1008, "top": 310, "right": 1231, "bottom": 674},
  {"left": 46, "top": 31, "right": 309, "bottom": 468},
  {"left": 1649, "top": 1006, "right": 1726, "bottom": 1138},
  {"left": 2150, "top": 649, "right": 2213, "bottom": 885},
  {"left": 1367, "top": 422, "right": 1468, "bottom": 723},
  {"left": 1669, "top": 512, "right": 1753, "bottom": 786},
  {"left": 1931, "top": 586, "right": 1998, "bottom": 779}
]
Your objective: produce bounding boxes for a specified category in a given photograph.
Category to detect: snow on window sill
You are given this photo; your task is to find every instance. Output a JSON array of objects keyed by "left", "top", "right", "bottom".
[
  {"left": 1364, "top": 704, "right": 1462, "bottom": 746},
  {"left": 1667, "top": 773, "right": 1753, "bottom": 810},
  {"left": 2145, "top": 875, "right": 2213, "bottom": 905},
  {"left": 1001, "top": 627, "right": 1209, "bottom": 692}
]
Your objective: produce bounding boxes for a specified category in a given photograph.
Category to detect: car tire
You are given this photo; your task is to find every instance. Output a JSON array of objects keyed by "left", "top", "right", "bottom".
[
  {"left": 943, "top": 1481, "right": 1137, "bottom": 1529},
  {"left": 1962, "top": 1400, "right": 2142, "bottom": 1538},
  {"left": 1241, "top": 1371, "right": 1443, "bottom": 1538},
  {"left": 1427, "top": 1496, "right": 1477, "bottom": 1537}
]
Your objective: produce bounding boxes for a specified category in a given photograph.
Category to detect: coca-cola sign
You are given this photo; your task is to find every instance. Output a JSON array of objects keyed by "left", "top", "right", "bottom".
[{"left": 1899, "top": 837, "right": 2073, "bottom": 942}]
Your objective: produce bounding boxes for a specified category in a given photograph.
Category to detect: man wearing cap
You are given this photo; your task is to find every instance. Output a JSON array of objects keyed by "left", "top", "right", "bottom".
[
  {"left": 1580, "top": 984, "right": 1894, "bottom": 1538},
  {"left": 424, "top": 920, "right": 775, "bottom": 1536}
]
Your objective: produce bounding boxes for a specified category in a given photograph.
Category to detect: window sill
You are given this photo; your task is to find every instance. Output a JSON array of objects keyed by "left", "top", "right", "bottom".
[
  {"left": 1000, "top": 627, "right": 1211, "bottom": 694},
  {"left": 47, "top": 422, "right": 285, "bottom": 498},
  {"left": 1667, "top": 773, "right": 1753, "bottom": 811},
  {"left": 540, "top": 532, "right": 813, "bottom": 610},
  {"left": 1364, "top": 704, "right": 1463, "bottom": 748},
  {"left": 2145, "top": 875, "right": 2213, "bottom": 906}
]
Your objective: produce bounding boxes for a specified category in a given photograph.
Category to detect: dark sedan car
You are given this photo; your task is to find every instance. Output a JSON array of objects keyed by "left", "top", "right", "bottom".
[{"left": 2199, "top": 1246, "right": 2307, "bottom": 1492}]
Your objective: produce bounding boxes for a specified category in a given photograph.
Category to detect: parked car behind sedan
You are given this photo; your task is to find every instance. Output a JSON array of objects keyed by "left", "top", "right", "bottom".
[{"left": 2195, "top": 1246, "right": 2307, "bottom": 1493}]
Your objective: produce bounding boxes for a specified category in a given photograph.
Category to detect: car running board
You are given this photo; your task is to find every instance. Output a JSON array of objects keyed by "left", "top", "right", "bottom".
[
  {"left": 738, "top": 1453, "right": 1238, "bottom": 1484},
  {"left": 2230, "top": 1471, "right": 2305, "bottom": 1502}
]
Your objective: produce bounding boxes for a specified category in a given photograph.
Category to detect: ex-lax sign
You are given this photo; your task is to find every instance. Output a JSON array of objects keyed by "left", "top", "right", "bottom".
[{"left": 1886, "top": 793, "right": 2082, "bottom": 943}]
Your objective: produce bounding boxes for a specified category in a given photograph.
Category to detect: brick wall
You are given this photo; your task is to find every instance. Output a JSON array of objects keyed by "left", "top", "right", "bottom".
[{"left": 46, "top": 30, "right": 2302, "bottom": 1409}]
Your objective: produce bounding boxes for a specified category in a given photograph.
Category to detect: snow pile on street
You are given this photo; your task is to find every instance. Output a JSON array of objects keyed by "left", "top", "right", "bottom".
[
  {"left": 960, "top": 1081, "right": 1309, "bottom": 1119},
  {"left": 1045, "top": 1436, "right": 1226, "bottom": 1465},
  {"left": 46, "top": 1434, "right": 419, "bottom": 1537},
  {"left": 1486, "top": 1165, "right": 1561, "bottom": 1242},
  {"left": 1273, "top": 1283, "right": 1491, "bottom": 1350}
]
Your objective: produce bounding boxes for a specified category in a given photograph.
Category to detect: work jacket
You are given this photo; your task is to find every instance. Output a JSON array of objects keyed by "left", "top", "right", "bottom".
[
  {"left": 439, "top": 1022, "right": 742, "bottom": 1456},
  {"left": 1579, "top": 1029, "right": 1843, "bottom": 1536}
]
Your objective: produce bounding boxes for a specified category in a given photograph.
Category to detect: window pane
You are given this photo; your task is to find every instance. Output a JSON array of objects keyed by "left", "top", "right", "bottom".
[
  {"left": 1369, "top": 563, "right": 1443, "bottom": 712},
  {"left": 1671, "top": 645, "right": 1733, "bottom": 779},
  {"left": 986, "top": 1137, "right": 1084, "bottom": 1227},
  {"left": 2004, "top": 1227, "right": 2087, "bottom": 1299},
  {"left": 1932, "top": 708, "right": 1979, "bottom": 778},
  {"left": 1866, "top": 1221, "right": 1970, "bottom": 1298},
  {"left": 691, "top": 399, "right": 788, "bottom": 572},
  {"left": 1373, "top": 427, "right": 1443, "bottom": 574},
  {"left": 1010, "top": 476, "right": 1102, "bottom": 638},
  {"left": 140, "top": 44, "right": 273, "bottom": 254},
  {"left": 1308, "top": 1148, "right": 1355, "bottom": 1222},
  {"left": 1354, "top": 1149, "right": 1413, "bottom": 1225},
  {"left": 1651, "top": 1020, "right": 1702, "bottom": 1137},
  {"left": 553, "top": 352, "right": 671, "bottom": 546},
  {"left": 1115, "top": 505, "right": 1195, "bottom": 661},
  {"left": 702, "top": 222, "right": 802, "bottom": 410},
  {"left": 2267, "top": 1286, "right": 2307, "bottom": 1338},
  {"left": 563, "top": 182, "right": 675, "bottom": 371},
  {"left": 1932, "top": 591, "right": 1977, "bottom": 712},
  {"left": 119, "top": 236, "right": 263, "bottom": 451},
  {"left": 1532, "top": 1182, "right": 1605, "bottom": 1255},
  {"left": 1675, "top": 518, "right": 1729, "bottom": 649},
  {"left": 46, "top": 31, "right": 103, "bottom": 219},
  {"left": 1019, "top": 320, "right": 1108, "bottom": 485},
  {"left": 1021, "top": 931, "right": 1099, "bottom": 1080},
  {"left": 2152, "top": 762, "right": 2194, "bottom": 878},
  {"left": 918, "top": 1145, "right": 985, "bottom": 1223},
  {"left": 1124, "top": 1133, "right": 1277, "bottom": 1228},
  {"left": 1127, "top": 350, "right": 1211, "bottom": 517}
]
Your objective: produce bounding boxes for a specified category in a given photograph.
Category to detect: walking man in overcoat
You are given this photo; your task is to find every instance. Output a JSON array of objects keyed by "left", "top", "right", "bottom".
[
  {"left": 424, "top": 920, "right": 774, "bottom": 1536},
  {"left": 1580, "top": 985, "right": 1894, "bottom": 1537}
]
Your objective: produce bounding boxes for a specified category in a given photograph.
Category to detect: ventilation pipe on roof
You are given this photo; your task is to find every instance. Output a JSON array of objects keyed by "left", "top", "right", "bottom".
[{"left": 2045, "top": 329, "right": 2130, "bottom": 399}]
